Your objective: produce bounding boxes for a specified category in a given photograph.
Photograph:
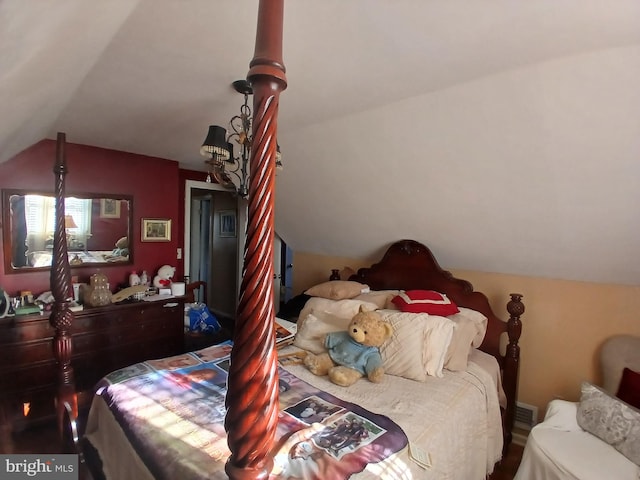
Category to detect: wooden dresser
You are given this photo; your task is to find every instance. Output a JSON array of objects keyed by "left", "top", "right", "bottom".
[{"left": 0, "top": 297, "right": 185, "bottom": 430}]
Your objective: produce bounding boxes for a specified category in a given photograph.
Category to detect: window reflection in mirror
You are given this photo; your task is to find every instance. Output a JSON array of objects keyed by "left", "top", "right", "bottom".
[{"left": 2, "top": 190, "right": 133, "bottom": 273}]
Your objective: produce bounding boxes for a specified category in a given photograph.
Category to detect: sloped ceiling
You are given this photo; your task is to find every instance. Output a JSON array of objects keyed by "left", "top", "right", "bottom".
[{"left": 1, "top": 1, "right": 639, "bottom": 285}]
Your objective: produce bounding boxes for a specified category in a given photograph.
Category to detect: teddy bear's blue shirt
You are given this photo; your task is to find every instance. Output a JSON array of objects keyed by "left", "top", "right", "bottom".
[{"left": 325, "top": 331, "right": 382, "bottom": 375}]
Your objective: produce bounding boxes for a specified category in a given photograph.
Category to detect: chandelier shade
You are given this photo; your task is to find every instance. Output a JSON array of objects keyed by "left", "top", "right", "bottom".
[
  {"left": 200, "top": 125, "right": 231, "bottom": 159},
  {"left": 226, "top": 142, "right": 234, "bottom": 163}
]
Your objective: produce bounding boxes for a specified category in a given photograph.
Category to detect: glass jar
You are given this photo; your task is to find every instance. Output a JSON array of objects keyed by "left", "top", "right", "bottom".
[{"left": 87, "top": 272, "right": 112, "bottom": 307}]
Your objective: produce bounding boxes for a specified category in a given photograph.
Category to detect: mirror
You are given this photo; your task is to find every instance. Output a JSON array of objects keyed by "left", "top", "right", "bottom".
[{"left": 2, "top": 189, "right": 133, "bottom": 273}]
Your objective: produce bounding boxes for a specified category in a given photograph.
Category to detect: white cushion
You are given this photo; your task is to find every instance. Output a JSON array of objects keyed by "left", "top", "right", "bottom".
[
  {"left": 447, "top": 307, "right": 488, "bottom": 348},
  {"left": 515, "top": 399, "right": 639, "bottom": 480},
  {"left": 297, "top": 297, "right": 378, "bottom": 327},
  {"left": 293, "top": 310, "right": 349, "bottom": 354},
  {"left": 378, "top": 310, "right": 455, "bottom": 379}
]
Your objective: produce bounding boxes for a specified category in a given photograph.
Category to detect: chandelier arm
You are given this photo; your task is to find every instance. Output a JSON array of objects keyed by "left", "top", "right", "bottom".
[
  {"left": 223, "top": 169, "right": 246, "bottom": 192},
  {"left": 229, "top": 115, "right": 247, "bottom": 138}
]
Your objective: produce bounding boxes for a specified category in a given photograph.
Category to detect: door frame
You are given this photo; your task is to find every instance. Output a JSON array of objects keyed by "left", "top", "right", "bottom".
[{"left": 184, "top": 180, "right": 247, "bottom": 302}]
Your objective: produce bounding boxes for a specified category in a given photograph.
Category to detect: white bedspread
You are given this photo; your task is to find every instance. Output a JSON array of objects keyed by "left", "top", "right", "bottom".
[
  {"left": 284, "top": 349, "right": 503, "bottom": 479},
  {"left": 85, "top": 348, "right": 503, "bottom": 480}
]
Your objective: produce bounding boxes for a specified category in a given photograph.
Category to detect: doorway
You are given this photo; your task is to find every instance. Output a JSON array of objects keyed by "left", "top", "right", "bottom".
[
  {"left": 184, "top": 180, "right": 246, "bottom": 320},
  {"left": 184, "top": 179, "right": 291, "bottom": 321}
]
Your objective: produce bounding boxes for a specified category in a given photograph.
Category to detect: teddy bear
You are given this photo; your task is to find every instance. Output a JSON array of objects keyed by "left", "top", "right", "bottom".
[
  {"left": 153, "top": 264, "right": 176, "bottom": 289},
  {"left": 113, "top": 236, "right": 129, "bottom": 257},
  {"left": 104, "top": 236, "right": 129, "bottom": 260},
  {"left": 303, "top": 307, "right": 394, "bottom": 387}
]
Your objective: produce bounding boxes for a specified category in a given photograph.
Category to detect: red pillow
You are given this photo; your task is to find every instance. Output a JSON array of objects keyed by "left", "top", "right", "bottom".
[
  {"left": 616, "top": 367, "right": 640, "bottom": 409},
  {"left": 391, "top": 290, "right": 459, "bottom": 316}
]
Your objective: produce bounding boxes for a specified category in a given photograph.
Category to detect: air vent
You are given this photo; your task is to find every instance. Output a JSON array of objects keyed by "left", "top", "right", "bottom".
[{"left": 514, "top": 402, "right": 538, "bottom": 430}]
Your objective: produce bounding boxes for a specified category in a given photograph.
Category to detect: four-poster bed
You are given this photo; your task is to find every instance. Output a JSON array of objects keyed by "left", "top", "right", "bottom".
[
  {"left": 74, "top": 240, "right": 524, "bottom": 479},
  {"left": 46, "top": 2, "right": 525, "bottom": 479}
]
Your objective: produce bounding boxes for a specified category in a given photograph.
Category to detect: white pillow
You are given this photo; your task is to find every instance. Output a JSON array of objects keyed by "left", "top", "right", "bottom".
[
  {"left": 353, "top": 290, "right": 401, "bottom": 310},
  {"left": 577, "top": 382, "right": 640, "bottom": 465},
  {"left": 447, "top": 307, "right": 488, "bottom": 348},
  {"left": 293, "top": 310, "right": 350, "bottom": 354},
  {"left": 378, "top": 310, "right": 455, "bottom": 379},
  {"left": 298, "top": 297, "right": 378, "bottom": 326},
  {"left": 304, "top": 280, "right": 369, "bottom": 300},
  {"left": 444, "top": 316, "right": 478, "bottom": 371}
]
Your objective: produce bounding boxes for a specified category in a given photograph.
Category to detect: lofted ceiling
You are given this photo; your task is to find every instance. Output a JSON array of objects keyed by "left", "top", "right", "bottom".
[{"left": 1, "top": 1, "right": 639, "bottom": 285}]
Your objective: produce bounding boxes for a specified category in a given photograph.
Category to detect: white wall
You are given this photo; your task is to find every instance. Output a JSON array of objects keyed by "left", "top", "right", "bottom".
[{"left": 276, "top": 45, "right": 640, "bottom": 286}]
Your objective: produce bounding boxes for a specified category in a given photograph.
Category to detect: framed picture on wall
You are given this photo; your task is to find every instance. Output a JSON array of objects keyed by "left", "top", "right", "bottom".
[
  {"left": 142, "top": 218, "right": 171, "bottom": 242},
  {"left": 219, "top": 210, "right": 236, "bottom": 238},
  {"left": 100, "top": 198, "right": 120, "bottom": 218}
]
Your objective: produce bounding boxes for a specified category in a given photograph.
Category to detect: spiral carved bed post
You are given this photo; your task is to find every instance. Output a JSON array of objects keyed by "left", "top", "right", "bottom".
[
  {"left": 49, "top": 132, "right": 78, "bottom": 441},
  {"left": 503, "top": 293, "right": 524, "bottom": 449},
  {"left": 224, "top": 1, "right": 287, "bottom": 479}
]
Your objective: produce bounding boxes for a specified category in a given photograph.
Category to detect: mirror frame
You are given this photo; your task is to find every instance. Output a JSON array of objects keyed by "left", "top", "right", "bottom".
[{"left": 2, "top": 189, "right": 134, "bottom": 274}]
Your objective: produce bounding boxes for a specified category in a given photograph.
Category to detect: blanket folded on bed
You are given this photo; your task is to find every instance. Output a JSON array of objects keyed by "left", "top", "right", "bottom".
[{"left": 94, "top": 342, "right": 408, "bottom": 480}]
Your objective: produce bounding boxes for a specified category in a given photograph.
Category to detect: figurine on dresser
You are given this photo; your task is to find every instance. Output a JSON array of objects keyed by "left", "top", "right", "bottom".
[{"left": 153, "top": 265, "right": 176, "bottom": 290}]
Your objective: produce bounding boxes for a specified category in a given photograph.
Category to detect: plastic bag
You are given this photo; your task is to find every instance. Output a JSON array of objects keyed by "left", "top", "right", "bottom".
[{"left": 187, "top": 303, "right": 221, "bottom": 334}]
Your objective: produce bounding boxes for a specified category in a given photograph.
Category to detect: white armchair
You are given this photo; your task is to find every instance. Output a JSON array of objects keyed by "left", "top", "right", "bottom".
[{"left": 514, "top": 335, "right": 640, "bottom": 480}]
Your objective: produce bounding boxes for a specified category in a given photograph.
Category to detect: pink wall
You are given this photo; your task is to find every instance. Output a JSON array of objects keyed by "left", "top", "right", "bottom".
[{"left": 0, "top": 139, "right": 185, "bottom": 296}]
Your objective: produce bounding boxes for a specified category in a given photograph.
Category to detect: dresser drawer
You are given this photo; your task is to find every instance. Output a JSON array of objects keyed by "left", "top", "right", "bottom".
[
  {"left": 72, "top": 301, "right": 183, "bottom": 332},
  {"left": 73, "top": 321, "right": 179, "bottom": 353},
  {"left": 0, "top": 298, "right": 185, "bottom": 425},
  {"left": 0, "top": 316, "right": 52, "bottom": 346},
  {"left": 0, "top": 339, "right": 52, "bottom": 367},
  {"left": 72, "top": 310, "right": 129, "bottom": 332},
  {"left": 0, "top": 361, "right": 56, "bottom": 395}
]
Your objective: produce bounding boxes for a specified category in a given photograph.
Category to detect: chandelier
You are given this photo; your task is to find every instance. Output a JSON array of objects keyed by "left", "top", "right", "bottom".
[{"left": 200, "top": 79, "right": 282, "bottom": 197}]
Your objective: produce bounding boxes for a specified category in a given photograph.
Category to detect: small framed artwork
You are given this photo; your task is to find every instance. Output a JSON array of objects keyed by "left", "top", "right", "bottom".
[
  {"left": 219, "top": 210, "right": 237, "bottom": 238},
  {"left": 100, "top": 198, "right": 120, "bottom": 218},
  {"left": 142, "top": 218, "right": 171, "bottom": 242}
]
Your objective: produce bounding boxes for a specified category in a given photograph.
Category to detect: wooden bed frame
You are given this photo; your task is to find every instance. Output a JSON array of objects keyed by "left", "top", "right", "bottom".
[
  {"left": 47, "top": 3, "right": 523, "bottom": 479},
  {"left": 349, "top": 239, "right": 524, "bottom": 450}
]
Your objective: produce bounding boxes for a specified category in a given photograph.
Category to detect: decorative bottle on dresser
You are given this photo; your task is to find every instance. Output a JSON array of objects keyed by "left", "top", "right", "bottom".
[{"left": 129, "top": 271, "right": 141, "bottom": 287}]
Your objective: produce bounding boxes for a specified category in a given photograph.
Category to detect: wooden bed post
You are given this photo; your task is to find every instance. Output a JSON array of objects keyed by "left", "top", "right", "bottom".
[
  {"left": 224, "top": 1, "right": 287, "bottom": 479},
  {"left": 503, "top": 293, "right": 524, "bottom": 447},
  {"left": 50, "top": 132, "right": 78, "bottom": 441}
]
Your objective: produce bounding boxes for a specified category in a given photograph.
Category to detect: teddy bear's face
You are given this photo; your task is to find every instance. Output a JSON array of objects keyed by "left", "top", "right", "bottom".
[
  {"left": 157, "top": 265, "right": 175, "bottom": 279},
  {"left": 347, "top": 311, "right": 393, "bottom": 347}
]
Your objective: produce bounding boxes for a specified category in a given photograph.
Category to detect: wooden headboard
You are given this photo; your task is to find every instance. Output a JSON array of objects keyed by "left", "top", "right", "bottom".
[{"left": 350, "top": 239, "right": 524, "bottom": 448}]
